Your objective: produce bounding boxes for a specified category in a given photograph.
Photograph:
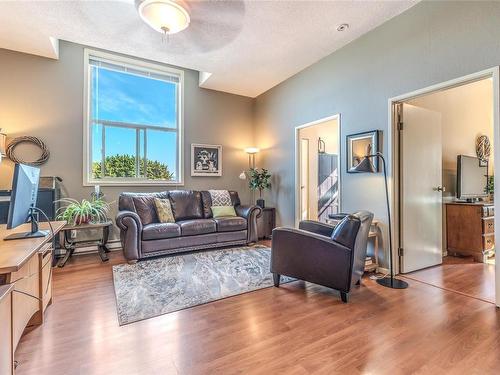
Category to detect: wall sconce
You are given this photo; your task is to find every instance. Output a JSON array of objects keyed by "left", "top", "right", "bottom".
[
  {"left": 0, "top": 130, "right": 6, "bottom": 163},
  {"left": 244, "top": 147, "right": 259, "bottom": 169}
]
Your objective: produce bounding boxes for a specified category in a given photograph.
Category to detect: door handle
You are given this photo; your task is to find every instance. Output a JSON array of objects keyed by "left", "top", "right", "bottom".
[{"left": 433, "top": 186, "right": 446, "bottom": 192}]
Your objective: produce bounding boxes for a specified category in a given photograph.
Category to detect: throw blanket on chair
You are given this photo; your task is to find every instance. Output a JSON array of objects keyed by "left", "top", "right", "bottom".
[{"left": 209, "top": 190, "right": 232, "bottom": 206}]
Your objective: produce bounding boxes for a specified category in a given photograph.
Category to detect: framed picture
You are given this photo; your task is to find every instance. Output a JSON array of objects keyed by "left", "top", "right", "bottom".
[
  {"left": 191, "top": 144, "right": 222, "bottom": 177},
  {"left": 346, "top": 130, "right": 381, "bottom": 173}
]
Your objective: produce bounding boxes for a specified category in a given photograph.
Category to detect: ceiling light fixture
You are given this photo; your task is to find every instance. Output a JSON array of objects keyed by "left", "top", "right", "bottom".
[
  {"left": 137, "top": 0, "right": 190, "bottom": 35},
  {"left": 337, "top": 23, "right": 349, "bottom": 32}
]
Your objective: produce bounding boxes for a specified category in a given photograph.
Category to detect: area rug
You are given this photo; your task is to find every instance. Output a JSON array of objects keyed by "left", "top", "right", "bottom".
[{"left": 112, "top": 245, "right": 292, "bottom": 325}]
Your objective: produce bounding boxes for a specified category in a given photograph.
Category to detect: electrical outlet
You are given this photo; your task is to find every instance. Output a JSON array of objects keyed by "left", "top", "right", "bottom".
[{"left": 70, "top": 230, "right": 77, "bottom": 239}]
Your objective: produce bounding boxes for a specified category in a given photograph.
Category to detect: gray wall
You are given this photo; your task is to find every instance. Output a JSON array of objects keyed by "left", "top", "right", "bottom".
[
  {"left": 0, "top": 41, "right": 254, "bottom": 239},
  {"left": 254, "top": 1, "right": 500, "bottom": 266}
]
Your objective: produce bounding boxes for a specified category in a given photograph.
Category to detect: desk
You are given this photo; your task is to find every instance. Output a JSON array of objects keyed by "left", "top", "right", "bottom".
[
  {"left": 0, "top": 284, "right": 14, "bottom": 375},
  {"left": 0, "top": 221, "right": 65, "bottom": 371}
]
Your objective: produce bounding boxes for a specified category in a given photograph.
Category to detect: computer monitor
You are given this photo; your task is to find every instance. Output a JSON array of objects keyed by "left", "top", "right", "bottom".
[
  {"left": 456, "top": 155, "right": 488, "bottom": 202},
  {"left": 4, "top": 163, "right": 48, "bottom": 241}
]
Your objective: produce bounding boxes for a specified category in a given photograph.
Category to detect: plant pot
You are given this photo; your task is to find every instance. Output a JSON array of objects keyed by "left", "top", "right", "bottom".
[
  {"left": 256, "top": 198, "right": 265, "bottom": 208},
  {"left": 75, "top": 215, "right": 91, "bottom": 225}
]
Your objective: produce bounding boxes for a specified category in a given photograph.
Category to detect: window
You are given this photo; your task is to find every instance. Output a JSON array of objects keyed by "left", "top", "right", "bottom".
[{"left": 84, "top": 50, "right": 183, "bottom": 185}]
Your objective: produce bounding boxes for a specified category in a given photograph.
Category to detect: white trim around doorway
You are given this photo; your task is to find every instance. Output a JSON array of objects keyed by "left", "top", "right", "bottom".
[
  {"left": 294, "top": 114, "right": 342, "bottom": 227},
  {"left": 387, "top": 67, "right": 500, "bottom": 307}
]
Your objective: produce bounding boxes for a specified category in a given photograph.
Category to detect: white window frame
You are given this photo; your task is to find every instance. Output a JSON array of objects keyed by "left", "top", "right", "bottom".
[{"left": 83, "top": 48, "right": 184, "bottom": 186}]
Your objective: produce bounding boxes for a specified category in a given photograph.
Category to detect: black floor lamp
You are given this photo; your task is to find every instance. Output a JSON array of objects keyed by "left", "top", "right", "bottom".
[{"left": 351, "top": 152, "right": 408, "bottom": 289}]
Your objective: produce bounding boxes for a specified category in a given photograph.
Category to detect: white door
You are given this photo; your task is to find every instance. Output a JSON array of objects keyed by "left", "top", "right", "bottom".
[
  {"left": 400, "top": 103, "right": 443, "bottom": 273},
  {"left": 300, "top": 138, "right": 310, "bottom": 220}
]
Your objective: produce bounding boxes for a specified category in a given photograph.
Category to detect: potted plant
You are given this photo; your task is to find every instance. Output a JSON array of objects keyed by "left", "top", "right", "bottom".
[
  {"left": 486, "top": 175, "right": 494, "bottom": 201},
  {"left": 248, "top": 168, "right": 271, "bottom": 208},
  {"left": 56, "top": 197, "right": 111, "bottom": 226}
]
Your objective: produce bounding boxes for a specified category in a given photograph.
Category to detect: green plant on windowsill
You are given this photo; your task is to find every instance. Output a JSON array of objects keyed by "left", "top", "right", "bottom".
[{"left": 56, "top": 197, "right": 112, "bottom": 226}]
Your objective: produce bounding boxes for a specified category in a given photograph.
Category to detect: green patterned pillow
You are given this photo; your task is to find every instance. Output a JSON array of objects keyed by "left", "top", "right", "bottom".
[
  {"left": 154, "top": 198, "right": 175, "bottom": 223},
  {"left": 211, "top": 205, "right": 237, "bottom": 218}
]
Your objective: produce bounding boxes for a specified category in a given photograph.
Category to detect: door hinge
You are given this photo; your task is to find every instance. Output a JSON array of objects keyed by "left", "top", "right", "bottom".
[
  {"left": 398, "top": 120, "right": 403, "bottom": 131},
  {"left": 398, "top": 247, "right": 404, "bottom": 257}
]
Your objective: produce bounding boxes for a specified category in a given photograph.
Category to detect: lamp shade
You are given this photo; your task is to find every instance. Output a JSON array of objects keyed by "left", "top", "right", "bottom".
[
  {"left": 137, "top": 0, "right": 190, "bottom": 35},
  {"left": 0, "top": 132, "right": 6, "bottom": 157},
  {"left": 244, "top": 147, "right": 260, "bottom": 154},
  {"left": 351, "top": 156, "right": 376, "bottom": 173}
]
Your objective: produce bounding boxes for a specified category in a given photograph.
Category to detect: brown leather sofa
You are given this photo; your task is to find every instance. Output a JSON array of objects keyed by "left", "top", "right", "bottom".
[
  {"left": 271, "top": 211, "right": 374, "bottom": 302},
  {"left": 116, "top": 190, "right": 261, "bottom": 262}
]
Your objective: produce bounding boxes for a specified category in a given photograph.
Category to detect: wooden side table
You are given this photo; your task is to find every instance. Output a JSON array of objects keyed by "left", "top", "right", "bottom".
[
  {"left": 326, "top": 217, "right": 380, "bottom": 272},
  {"left": 257, "top": 207, "right": 276, "bottom": 240},
  {"left": 57, "top": 221, "right": 112, "bottom": 267}
]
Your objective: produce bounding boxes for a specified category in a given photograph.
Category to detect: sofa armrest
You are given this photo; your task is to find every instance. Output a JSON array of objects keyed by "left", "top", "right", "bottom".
[
  {"left": 116, "top": 210, "right": 142, "bottom": 262},
  {"left": 299, "top": 220, "right": 336, "bottom": 238},
  {"left": 271, "top": 227, "right": 352, "bottom": 291},
  {"left": 235, "top": 205, "right": 262, "bottom": 243}
]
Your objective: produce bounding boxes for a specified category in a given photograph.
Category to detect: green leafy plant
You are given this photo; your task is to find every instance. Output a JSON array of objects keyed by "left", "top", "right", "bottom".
[
  {"left": 92, "top": 154, "right": 174, "bottom": 180},
  {"left": 486, "top": 175, "right": 494, "bottom": 195},
  {"left": 248, "top": 168, "right": 272, "bottom": 198},
  {"left": 56, "top": 198, "right": 112, "bottom": 225}
]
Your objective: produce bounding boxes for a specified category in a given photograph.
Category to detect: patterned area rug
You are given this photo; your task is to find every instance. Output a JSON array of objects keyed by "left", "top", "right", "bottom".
[{"left": 112, "top": 245, "right": 291, "bottom": 325}]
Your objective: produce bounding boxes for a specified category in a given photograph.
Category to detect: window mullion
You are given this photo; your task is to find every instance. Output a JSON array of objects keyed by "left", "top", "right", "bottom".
[
  {"left": 135, "top": 128, "right": 140, "bottom": 178},
  {"left": 102, "top": 125, "right": 106, "bottom": 178},
  {"left": 144, "top": 129, "right": 148, "bottom": 179}
]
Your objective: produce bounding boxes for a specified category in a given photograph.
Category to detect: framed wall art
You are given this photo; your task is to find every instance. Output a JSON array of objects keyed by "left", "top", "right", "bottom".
[
  {"left": 346, "top": 130, "right": 381, "bottom": 173},
  {"left": 191, "top": 144, "right": 222, "bottom": 177}
]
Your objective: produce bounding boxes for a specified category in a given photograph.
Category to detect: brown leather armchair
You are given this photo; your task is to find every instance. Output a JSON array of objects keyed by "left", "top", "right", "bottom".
[{"left": 271, "top": 211, "right": 374, "bottom": 302}]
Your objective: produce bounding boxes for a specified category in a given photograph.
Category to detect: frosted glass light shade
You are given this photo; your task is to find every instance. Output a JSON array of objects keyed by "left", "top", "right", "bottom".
[
  {"left": 244, "top": 147, "right": 260, "bottom": 154},
  {"left": 137, "top": 0, "right": 190, "bottom": 35}
]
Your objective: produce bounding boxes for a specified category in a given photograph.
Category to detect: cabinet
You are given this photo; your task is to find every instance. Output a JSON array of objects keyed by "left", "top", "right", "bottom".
[
  {"left": 0, "top": 221, "right": 65, "bottom": 371},
  {"left": 257, "top": 207, "right": 276, "bottom": 240},
  {"left": 445, "top": 202, "right": 494, "bottom": 263},
  {"left": 0, "top": 284, "right": 14, "bottom": 375}
]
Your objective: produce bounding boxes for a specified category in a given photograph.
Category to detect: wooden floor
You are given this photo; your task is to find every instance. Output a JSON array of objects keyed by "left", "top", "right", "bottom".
[
  {"left": 404, "top": 256, "right": 495, "bottom": 303},
  {"left": 14, "top": 249, "right": 500, "bottom": 375}
]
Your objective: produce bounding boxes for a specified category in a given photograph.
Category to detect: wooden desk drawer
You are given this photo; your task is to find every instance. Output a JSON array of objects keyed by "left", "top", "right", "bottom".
[
  {"left": 482, "top": 218, "right": 495, "bottom": 234},
  {"left": 41, "top": 253, "right": 52, "bottom": 312},
  {"left": 483, "top": 235, "right": 495, "bottom": 251},
  {"left": 0, "top": 289, "right": 13, "bottom": 375},
  {"left": 11, "top": 255, "right": 40, "bottom": 349}
]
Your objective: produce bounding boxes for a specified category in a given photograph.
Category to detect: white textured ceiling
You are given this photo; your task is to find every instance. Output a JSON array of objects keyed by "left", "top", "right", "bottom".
[{"left": 0, "top": 0, "right": 418, "bottom": 97}]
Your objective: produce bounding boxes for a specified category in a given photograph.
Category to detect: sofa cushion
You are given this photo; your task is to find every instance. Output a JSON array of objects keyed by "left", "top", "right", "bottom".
[
  {"left": 142, "top": 223, "right": 181, "bottom": 241},
  {"left": 177, "top": 219, "right": 216, "bottom": 236},
  {"left": 169, "top": 190, "right": 204, "bottom": 221},
  {"left": 200, "top": 191, "right": 213, "bottom": 218},
  {"left": 212, "top": 206, "right": 237, "bottom": 218},
  {"left": 154, "top": 198, "right": 175, "bottom": 223},
  {"left": 214, "top": 217, "right": 247, "bottom": 232},
  {"left": 131, "top": 193, "right": 168, "bottom": 225}
]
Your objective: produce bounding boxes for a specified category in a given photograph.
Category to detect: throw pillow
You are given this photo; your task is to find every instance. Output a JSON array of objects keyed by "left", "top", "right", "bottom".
[
  {"left": 208, "top": 190, "right": 232, "bottom": 206},
  {"left": 211, "top": 205, "right": 237, "bottom": 218},
  {"left": 154, "top": 198, "right": 175, "bottom": 223}
]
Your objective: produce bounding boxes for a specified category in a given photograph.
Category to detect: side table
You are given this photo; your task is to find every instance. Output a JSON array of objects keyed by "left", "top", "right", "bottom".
[
  {"left": 57, "top": 221, "right": 112, "bottom": 267},
  {"left": 257, "top": 207, "right": 276, "bottom": 240},
  {"left": 326, "top": 217, "right": 380, "bottom": 272}
]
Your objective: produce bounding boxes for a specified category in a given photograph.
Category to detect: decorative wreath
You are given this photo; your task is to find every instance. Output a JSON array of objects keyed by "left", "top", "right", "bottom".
[
  {"left": 6, "top": 136, "right": 50, "bottom": 166},
  {"left": 476, "top": 135, "right": 491, "bottom": 161}
]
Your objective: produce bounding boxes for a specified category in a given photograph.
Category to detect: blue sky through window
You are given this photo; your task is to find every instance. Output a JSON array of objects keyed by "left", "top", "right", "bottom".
[{"left": 91, "top": 66, "right": 178, "bottom": 175}]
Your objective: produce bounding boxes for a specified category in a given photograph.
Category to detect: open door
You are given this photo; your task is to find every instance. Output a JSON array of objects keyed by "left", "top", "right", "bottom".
[
  {"left": 400, "top": 103, "right": 443, "bottom": 273},
  {"left": 299, "top": 138, "right": 309, "bottom": 220}
]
